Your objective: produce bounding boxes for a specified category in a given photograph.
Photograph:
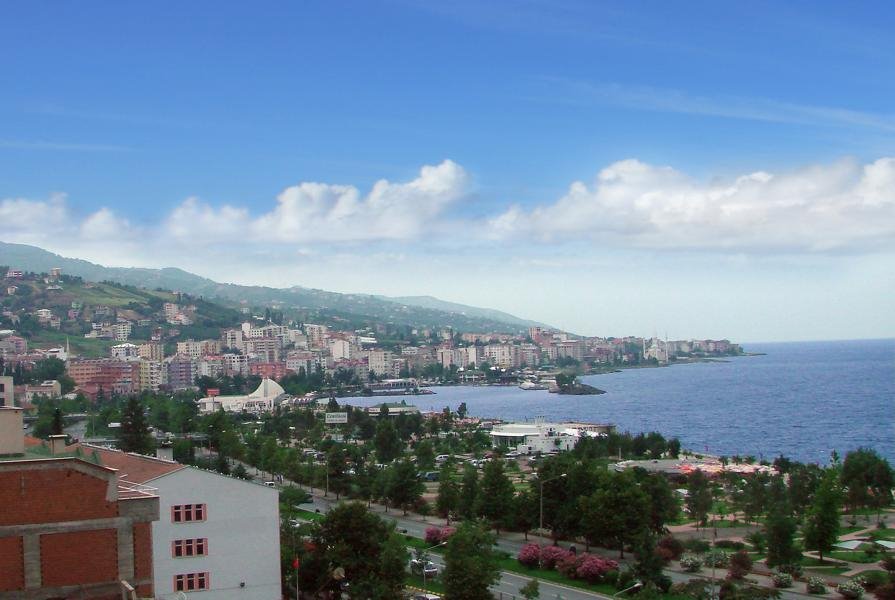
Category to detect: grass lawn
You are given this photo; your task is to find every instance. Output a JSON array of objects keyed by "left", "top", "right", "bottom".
[
  {"left": 295, "top": 508, "right": 325, "bottom": 522},
  {"left": 870, "top": 528, "right": 895, "bottom": 541},
  {"left": 406, "top": 573, "right": 445, "bottom": 594},
  {"left": 801, "top": 557, "right": 847, "bottom": 568},
  {"left": 829, "top": 550, "right": 889, "bottom": 563},
  {"left": 803, "top": 565, "right": 851, "bottom": 576}
]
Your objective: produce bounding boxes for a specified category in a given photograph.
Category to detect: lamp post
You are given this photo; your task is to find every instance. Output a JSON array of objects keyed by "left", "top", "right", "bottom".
[
  {"left": 539, "top": 473, "right": 567, "bottom": 543},
  {"left": 418, "top": 541, "right": 446, "bottom": 589}
]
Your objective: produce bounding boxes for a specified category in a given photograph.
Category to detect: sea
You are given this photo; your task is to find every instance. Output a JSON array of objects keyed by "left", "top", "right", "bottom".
[{"left": 346, "top": 339, "right": 895, "bottom": 465}]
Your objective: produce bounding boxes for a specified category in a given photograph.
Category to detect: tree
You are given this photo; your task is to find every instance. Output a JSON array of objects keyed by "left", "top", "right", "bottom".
[
  {"left": 841, "top": 448, "right": 893, "bottom": 517},
  {"left": 803, "top": 470, "right": 842, "bottom": 563},
  {"left": 437, "top": 463, "right": 461, "bottom": 522},
  {"left": 478, "top": 459, "right": 515, "bottom": 533},
  {"left": 300, "top": 502, "right": 408, "bottom": 599},
  {"left": 373, "top": 419, "right": 403, "bottom": 463},
  {"left": 637, "top": 470, "right": 679, "bottom": 533},
  {"left": 458, "top": 464, "right": 480, "bottom": 520},
  {"left": 579, "top": 470, "right": 650, "bottom": 557},
  {"left": 387, "top": 459, "right": 424, "bottom": 514},
  {"left": 50, "top": 408, "right": 64, "bottom": 435},
  {"left": 520, "top": 578, "right": 540, "bottom": 600},
  {"left": 686, "top": 469, "right": 713, "bottom": 527},
  {"left": 443, "top": 522, "right": 500, "bottom": 600},
  {"left": 512, "top": 488, "right": 538, "bottom": 540},
  {"left": 118, "top": 396, "right": 154, "bottom": 455},
  {"left": 764, "top": 511, "right": 800, "bottom": 568}
]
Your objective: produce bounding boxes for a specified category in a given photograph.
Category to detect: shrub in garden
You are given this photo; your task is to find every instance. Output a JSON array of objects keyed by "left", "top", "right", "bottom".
[
  {"left": 576, "top": 554, "right": 616, "bottom": 584},
  {"left": 658, "top": 535, "right": 685, "bottom": 560},
  {"left": 671, "top": 579, "right": 710, "bottom": 599},
  {"left": 680, "top": 553, "right": 703, "bottom": 572},
  {"left": 772, "top": 572, "right": 793, "bottom": 589},
  {"left": 540, "top": 545, "right": 568, "bottom": 570},
  {"left": 603, "top": 570, "right": 619, "bottom": 587},
  {"left": 615, "top": 568, "right": 636, "bottom": 591},
  {"left": 517, "top": 543, "right": 541, "bottom": 568},
  {"left": 656, "top": 546, "right": 675, "bottom": 565},
  {"left": 704, "top": 550, "right": 730, "bottom": 568},
  {"left": 745, "top": 531, "right": 767, "bottom": 554},
  {"left": 727, "top": 550, "right": 753, "bottom": 580},
  {"left": 556, "top": 552, "right": 581, "bottom": 579},
  {"left": 777, "top": 563, "right": 803, "bottom": 578},
  {"left": 715, "top": 540, "right": 746, "bottom": 551},
  {"left": 860, "top": 572, "right": 890, "bottom": 592},
  {"left": 837, "top": 579, "right": 865, "bottom": 599},
  {"left": 684, "top": 539, "right": 711, "bottom": 554},
  {"left": 806, "top": 576, "right": 827, "bottom": 594},
  {"left": 425, "top": 527, "right": 442, "bottom": 544},
  {"left": 440, "top": 526, "right": 456, "bottom": 540}
]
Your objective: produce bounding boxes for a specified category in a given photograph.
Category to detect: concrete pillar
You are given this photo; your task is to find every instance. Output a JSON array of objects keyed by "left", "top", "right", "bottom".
[
  {"left": 117, "top": 525, "right": 135, "bottom": 581},
  {"left": 23, "top": 534, "right": 41, "bottom": 589}
]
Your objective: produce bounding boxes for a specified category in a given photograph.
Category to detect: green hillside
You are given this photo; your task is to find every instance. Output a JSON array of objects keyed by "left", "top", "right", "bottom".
[
  {"left": 0, "top": 241, "right": 553, "bottom": 334},
  {"left": 0, "top": 272, "right": 243, "bottom": 357}
]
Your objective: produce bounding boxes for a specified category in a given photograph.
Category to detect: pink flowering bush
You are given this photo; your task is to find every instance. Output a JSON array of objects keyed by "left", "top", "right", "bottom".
[
  {"left": 557, "top": 553, "right": 582, "bottom": 579},
  {"left": 540, "top": 545, "right": 568, "bottom": 570},
  {"left": 574, "top": 554, "right": 619, "bottom": 583},
  {"left": 425, "top": 526, "right": 457, "bottom": 545},
  {"left": 517, "top": 544, "right": 541, "bottom": 568},
  {"left": 425, "top": 527, "right": 442, "bottom": 544}
]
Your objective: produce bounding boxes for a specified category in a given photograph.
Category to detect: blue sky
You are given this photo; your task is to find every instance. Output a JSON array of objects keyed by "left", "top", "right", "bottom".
[{"left": 2, "top": 1, "right": 894, "bottom": 342}]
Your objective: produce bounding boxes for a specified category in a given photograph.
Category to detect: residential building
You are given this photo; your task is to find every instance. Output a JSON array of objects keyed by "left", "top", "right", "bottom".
[
  {"left": 67, "top": 359, "right": 140, "bottom": 399},
  {"left": 139, "top": 360, "right": 167, "bottom": 392},
  {"left": 23, "top": 380, "right": 62, "bottom": 402},
  {"left": 111, "top": 343, "right": 140, "bottom": 361},
  {"left": 364, "top": 349, "right": 393, "bottom": 377},
  {"left": 249, "top": 362, "right": 288, "bottom": 380},
  {"left": 139, "top": 342, "right": 165, "bottom": 362},
  {"left": 0, "top": 375, "right": 13, "bottom": 406},
  {"left": 0, "top": 409, "right": 160, "bottom": 599},
  {"left": 166, "top": 355, "right": 197, "bottom": 391},
  {"left": 69, "top": 444, "right": 281, "bottom": 600},
  {"left": 303, "top": 324, "right": 327, "bottom": 348}
]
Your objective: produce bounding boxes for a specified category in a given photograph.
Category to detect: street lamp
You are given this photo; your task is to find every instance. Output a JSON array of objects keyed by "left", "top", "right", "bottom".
[
  {"left": 417, "top": 541, "right": 446, "bottom": 589},
  {"left": 539, "top": 473, "right": 567, "bottom": 542}
]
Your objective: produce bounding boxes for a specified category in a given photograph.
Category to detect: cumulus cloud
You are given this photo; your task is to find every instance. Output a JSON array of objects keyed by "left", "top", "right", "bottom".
[
  {"left": 166, "top": 160, "right": 470, "bottom": 243},
  {"left": 489, "top": 157, "right": 895, "bottom": 252}
]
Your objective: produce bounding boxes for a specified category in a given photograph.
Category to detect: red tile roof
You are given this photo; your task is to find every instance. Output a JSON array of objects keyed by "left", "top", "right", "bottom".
[{"left": 69, "top": 443, "right": 184, "bottom": 484}]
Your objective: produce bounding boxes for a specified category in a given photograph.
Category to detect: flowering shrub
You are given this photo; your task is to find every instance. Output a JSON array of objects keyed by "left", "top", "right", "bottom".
[
  {"left": 557, "top": 553, "right": 581, "bottom": 579},
  {"left": 772, "top": 572, "right": 793, "bottom": 589},
  {"left": 680, "top": 553, "right": 703, "bottom": 573},
  {"left": 517, "top": 543, "right": 541, "bottom": 568},
  {"left": 576, "top": 554, "right": 617, "bottom": 584},
  {"left": 540, "top": 545, "right": 568, "bottom": 570},
  {"left": 704, "top": 550, "right": 730, "bottom": 568},
  {"left": 806, "top": 576, "right": 827, "bottom": 594},
  {"left": 727, "top": 550, "right": 753, "bottom": 580},
  {"left": 424, "top": 526, "right": 456, "bottom": 545},
  {"left": 837, "top": 579, "right": 865, "bottom": 599},
  {"left": 425, "top": 527, "right": 442, "bottom": 544}
]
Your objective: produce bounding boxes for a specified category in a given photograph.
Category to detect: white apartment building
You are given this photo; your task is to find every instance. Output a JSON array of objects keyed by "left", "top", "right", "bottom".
[
  {"left": 484, "top": 343, "right": 519, "bottom": 369},
  {"left": 221, "top": 353, "right": 249, "bottom": 376},
  {"left": 285, "top": 350, "right": 316, "bottom": 375},
  {"left": 111, "top": 343, "right": 141, "bottom": 361},
  {"left": 221, "top": 329, "right": 244, "bottom": 352},
  {"left": 328, "top": 338, "right": 353, "bottom": 361},
  {"left": 74, "top": 445, "right": 281, "bottom": 600}
]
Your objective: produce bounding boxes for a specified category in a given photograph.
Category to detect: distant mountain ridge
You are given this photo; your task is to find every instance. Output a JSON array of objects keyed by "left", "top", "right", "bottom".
[{"left": 0, "top": 241, "right": 552, "bottom": 333}]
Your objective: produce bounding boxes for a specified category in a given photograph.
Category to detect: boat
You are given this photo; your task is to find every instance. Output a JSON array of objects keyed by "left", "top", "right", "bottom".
[{"left": 519, "top": 380, "right": 548, "bottom": 391}]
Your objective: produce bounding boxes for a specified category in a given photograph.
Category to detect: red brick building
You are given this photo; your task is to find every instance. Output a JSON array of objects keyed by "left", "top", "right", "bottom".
[
  {"left": 66, "top": 358, "right": 141, "bottom": 400},
  {"left": 249, "top": 361, "right": 288, "bottom": 380},
  {"left": 0, "top": 410, "right": 161, "bottom": 599}
]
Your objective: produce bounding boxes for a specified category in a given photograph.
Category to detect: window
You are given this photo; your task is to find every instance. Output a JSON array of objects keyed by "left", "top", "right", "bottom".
[
  {"left": 174, "top": 572, "right": 209, "bottom": 592},
  {"left": 172, "top": 538, "right": 208, "bottom": 557},
  {"left": 171, "top": 504, "right": 206, "bottom": 523}
]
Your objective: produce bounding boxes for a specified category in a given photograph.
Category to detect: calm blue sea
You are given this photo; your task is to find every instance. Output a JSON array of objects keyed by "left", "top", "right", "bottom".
[{"left": 347, "top": 339, "right": 895, "bottom": 464}]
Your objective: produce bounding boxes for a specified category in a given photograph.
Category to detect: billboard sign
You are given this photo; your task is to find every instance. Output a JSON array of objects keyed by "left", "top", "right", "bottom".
[{"left": 325, "top": 412, "right": 348, "bottom": 424}]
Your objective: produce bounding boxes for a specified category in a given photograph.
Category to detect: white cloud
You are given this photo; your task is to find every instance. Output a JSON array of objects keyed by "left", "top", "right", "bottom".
[
  {"left": 489, "top": 157, "right": 895, "bottom": 252},
  {"left": 166, "top": 160, "right": 470, "bottom": 243}
]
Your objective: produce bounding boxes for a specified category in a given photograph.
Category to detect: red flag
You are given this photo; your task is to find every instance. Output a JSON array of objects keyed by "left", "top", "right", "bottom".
[{"left": 292, "top": 557, "right": 300, "bottom": 569}]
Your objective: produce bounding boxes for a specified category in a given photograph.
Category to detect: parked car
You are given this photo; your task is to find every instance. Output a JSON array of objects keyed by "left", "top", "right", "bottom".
[{"left": 409, "top": 559, "right": 438, "bottom": 578}]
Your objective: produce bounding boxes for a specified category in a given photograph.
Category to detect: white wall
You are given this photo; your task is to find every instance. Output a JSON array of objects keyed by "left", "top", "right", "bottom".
[{"left": 150, "top": 467, "right": 281, "bottom": 600}]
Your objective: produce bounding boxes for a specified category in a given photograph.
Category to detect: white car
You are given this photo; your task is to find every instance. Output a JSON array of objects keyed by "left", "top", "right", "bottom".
[{"left": 409, "top": 559, "right": 438, "bottom": 577}]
